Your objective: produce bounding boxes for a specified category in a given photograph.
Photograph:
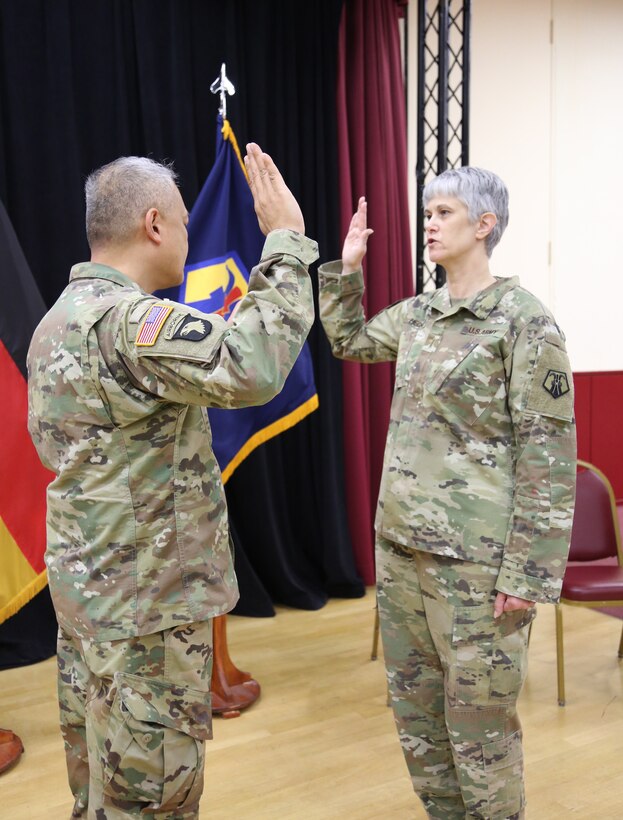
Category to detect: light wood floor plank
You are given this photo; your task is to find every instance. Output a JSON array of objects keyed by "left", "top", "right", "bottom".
[{"left": 1, "top": 589, "right": 622, "bottom": 818}]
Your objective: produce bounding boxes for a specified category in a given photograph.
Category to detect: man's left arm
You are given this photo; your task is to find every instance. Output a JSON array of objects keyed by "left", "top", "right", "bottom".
[{"left": 496, "top": 318, "right": 577, "bottom": 605}]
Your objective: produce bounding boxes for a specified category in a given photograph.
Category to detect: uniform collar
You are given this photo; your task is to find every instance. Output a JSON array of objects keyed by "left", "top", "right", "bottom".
[
  {"left": 429, "top": 276, "right": 519, "bottom": 319},
  {"left": 69, "top": 262, "right": 144, "bottom": 291}
]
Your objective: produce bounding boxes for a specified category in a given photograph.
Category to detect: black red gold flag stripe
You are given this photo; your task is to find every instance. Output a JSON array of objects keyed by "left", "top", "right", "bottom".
[{"left": 0, "top": 198, "right": 54, "bottom": 624}]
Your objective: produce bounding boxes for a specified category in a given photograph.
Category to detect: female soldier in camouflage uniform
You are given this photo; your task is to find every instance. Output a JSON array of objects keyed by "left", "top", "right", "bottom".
[{"left": 319, "top": 168, "right": 576, "bottom": 819}]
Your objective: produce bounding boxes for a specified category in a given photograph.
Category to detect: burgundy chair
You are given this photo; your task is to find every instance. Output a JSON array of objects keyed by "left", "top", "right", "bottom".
[{"left": 556, "top": 460, "right": 623, "bottom": 705}]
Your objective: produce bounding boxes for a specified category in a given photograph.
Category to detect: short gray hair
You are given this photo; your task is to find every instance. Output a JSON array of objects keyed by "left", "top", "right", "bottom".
[
  {"left": 423, "top": 166, "right": 509, "bottom": 256},
  {"left": 85, "top": 156, "right": 179, "bottom": 249}
]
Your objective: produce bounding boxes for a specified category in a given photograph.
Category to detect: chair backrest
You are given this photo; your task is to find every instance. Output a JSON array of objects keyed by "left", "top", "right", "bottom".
[{"left": 568, "top": 460, "right": 623, "bottom": 563}]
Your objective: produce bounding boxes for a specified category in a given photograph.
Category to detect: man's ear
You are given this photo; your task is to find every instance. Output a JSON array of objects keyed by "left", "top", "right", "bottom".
[
  {"left": 144, "top": 207, "right": 162, "bottom": 245},
  {"left": 476, "top": 212, "right": 497, "bottom": 241}
]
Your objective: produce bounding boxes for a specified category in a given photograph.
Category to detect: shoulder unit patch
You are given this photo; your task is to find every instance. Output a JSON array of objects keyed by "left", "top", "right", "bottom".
[
  {"left": 526, "top": 339, "right": 574, "bottom": 421},
  {"left": 171, "top": 315, "right": 212, "bottom": 342},
  {"left": 543, "top": 369, "right": 570, "bottom": 399}
]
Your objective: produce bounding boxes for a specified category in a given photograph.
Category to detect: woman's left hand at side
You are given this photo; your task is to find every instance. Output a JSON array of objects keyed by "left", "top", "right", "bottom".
[{"left": 493, "top": 592, "right": 536, "bottom": 618}]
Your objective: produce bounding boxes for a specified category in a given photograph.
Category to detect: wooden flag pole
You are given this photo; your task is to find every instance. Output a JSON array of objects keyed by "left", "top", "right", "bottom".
[{"left": 211, "top": 614, "right": 261, "bottom": 719}]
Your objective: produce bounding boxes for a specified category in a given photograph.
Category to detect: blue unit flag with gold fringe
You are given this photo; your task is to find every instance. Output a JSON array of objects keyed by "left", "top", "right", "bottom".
[{"left": 159, "top": 117, "right": 318, "bottom": 482}]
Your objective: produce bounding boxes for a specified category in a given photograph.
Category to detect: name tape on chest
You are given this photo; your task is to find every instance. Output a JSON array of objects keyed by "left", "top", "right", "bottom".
[{"left": 465, "top": 327, "right": 498, "bottom": 335}]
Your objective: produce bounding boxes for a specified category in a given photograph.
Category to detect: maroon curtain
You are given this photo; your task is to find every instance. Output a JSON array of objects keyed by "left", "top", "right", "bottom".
[{"left": 336, "top": 0, "right": 413, "bottom": 585}]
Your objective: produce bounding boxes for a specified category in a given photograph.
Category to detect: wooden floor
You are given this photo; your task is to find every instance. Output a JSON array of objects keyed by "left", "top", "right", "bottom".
[{"left": 1, "top": 589, "right": 622, "bottom": 819}]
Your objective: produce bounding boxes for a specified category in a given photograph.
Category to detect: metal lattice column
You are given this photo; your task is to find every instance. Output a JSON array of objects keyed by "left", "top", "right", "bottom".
[{"left": 415, "top": 0, "right": 471, "bottom": 293}]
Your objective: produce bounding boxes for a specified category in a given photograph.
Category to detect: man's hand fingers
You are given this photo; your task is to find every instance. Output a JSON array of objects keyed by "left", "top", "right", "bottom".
[
  {"left": 244, "top": 143, "right": 265, "bottom": 187},
  {"left": 244, "top": 143, "right": 304, "bottom": 235},
  {"left": 246, "top": 145, "right": 281, "bottom": 191}
]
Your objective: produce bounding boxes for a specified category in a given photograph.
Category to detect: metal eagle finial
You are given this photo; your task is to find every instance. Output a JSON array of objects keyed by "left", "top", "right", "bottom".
[{"left": 210, "top": 63, "right": 236, "bottom": 120}]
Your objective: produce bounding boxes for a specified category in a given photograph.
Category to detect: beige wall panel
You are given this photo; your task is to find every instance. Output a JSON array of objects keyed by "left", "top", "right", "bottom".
[
  {"left": 469, "top": 0, "right": 553, "bottom": 305},
  {"left": 551, "top": 0, "right": 623, "bottom": 371},
  {"left": 407, "top": 0, "right": 623, "bottom": 371},
  {"left": 407, "top": 1, "right": 553, "bottom": 299}
]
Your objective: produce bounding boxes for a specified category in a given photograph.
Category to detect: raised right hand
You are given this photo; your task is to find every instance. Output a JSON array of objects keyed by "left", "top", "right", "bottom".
[
  {"left": 244, "top": 143, "right": 304, "bottom": 236},
  {"left": 342, "top": 196, "right": 374, "bottom": 274}
]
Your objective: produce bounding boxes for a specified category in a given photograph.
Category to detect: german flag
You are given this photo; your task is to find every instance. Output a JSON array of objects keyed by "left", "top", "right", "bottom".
[{"left": 0, "top": 199, "right": 53, "bottom": 624}]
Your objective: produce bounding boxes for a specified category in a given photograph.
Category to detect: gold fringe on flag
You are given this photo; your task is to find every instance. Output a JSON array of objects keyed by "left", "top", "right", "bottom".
[
  {"left": 221, "top": 394, "right": 319, "bottom": 485},
  {"left": 0, "top": 570, "right": 48, "bottom": 625}
]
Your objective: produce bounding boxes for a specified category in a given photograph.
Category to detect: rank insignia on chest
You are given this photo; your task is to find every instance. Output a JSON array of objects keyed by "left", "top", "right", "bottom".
[
  {"left": 135, "top": 303, "right": 174, "bottom": 346},
  {"left": 170, "top": 314, "right": 212, "bottom": 341},
  {"left": 543, "top": 369, "right": 570, "bottom": 399}
]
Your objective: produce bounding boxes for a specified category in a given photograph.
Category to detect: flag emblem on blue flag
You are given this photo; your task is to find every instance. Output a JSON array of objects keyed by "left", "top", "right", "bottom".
[
  {"left": 181, "top": 252, "right": 247, "bottom": 319},
  {"left": 157, "top": 116, "right": 318, "bottom": 482}
]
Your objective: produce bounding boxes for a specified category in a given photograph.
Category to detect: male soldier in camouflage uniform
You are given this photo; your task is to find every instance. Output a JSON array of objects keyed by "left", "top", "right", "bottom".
[
  {"left": 319, "top": 168, "right": 576, "bottom": 819},
  {"left": 27, "top": 147, "right": 318, "bottom": 818}
]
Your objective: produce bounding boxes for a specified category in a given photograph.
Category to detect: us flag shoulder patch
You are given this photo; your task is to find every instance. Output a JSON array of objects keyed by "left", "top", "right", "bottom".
[{"left": 135, "top": 303, "right": 174, "bottom": 346}]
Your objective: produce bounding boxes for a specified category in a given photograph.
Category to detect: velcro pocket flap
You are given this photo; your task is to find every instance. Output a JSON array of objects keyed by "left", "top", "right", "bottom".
[
  {"left": 482, "top": 729, "right": 523, "bottom": 771},
  {"left": 115, "top": 671, "right": 212, "bottom": 741},
  {"left": 452, "top": 604, "right": 536, "bottom": 647}
]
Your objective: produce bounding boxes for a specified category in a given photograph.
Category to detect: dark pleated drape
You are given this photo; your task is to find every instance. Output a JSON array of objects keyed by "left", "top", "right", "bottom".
[
  {"left": 0, "top": 0, "right": 364, "bottom": 667},
  {"left": 336, "top": 0, "right": 414, "bottom": 584}
]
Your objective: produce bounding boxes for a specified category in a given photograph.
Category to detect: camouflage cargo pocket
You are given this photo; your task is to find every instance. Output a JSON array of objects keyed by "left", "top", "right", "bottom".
[
  {"left": 482, "top": 727, "right": 522, "bottom": 772},
  {"left": 481, "top": 728, "right": 525, "bottom": 817},
  {"left": 453, "top": 728, "right": 524, "bottom": 819},
  {"left": 102, "top": 671, "right": 211, "bottom": 812},
  {"left": 449, "top": 604, "right": 534, "bottom": 707}
]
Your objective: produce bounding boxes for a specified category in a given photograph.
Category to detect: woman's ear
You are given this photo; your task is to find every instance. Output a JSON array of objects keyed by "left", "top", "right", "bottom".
[{"left": 476, "top": 212, "right": 497, "bottom": 240}]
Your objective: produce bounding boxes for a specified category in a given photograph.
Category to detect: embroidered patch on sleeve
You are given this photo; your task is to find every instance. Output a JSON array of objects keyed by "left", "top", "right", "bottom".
[
  {"left": 170, "top": 315, "right": 213, "bottom": 342},
  {"left": 543, "top": 369, "right": 570, "bottom": 399},
  {"left": 135, "top": 303, "right": 174, "bottom": 347},
  {"left": 525, "top": 341, "right": 574, "bottom": 421}
]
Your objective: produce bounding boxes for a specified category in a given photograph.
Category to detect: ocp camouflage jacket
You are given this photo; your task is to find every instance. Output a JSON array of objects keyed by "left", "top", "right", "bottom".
[
  {"left": 319, "top": 266, "right": 576, "bottom": 603},
  {"left": 28, "top": 230, "right": 317, "bottom": 640}
]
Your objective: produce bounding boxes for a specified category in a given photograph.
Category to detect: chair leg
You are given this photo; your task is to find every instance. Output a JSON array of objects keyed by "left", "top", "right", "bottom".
[
  {"left": 371, "top": 603, "right": 380, "bottom": 661},
  {"left": 618, "top": 624, "right": 623, "bottom": 659},
  {"left": 370, "top": 604, "right": 391, "bottom": 705},
  {"left": 555, "top": 604, "right": 566, "bottom": 706}
]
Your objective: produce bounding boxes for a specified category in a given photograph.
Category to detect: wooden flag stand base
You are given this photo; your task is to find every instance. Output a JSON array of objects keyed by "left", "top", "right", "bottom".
[{"left": 211, "top": 614, "right": 260, "bottom": 719}]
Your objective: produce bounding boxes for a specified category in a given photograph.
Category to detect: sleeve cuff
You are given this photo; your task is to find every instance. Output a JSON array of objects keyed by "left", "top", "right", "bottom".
[
  {"left": 317, "top": 262, "right": 365, "bottom": 294},
  {"left": 495, "top": 565, "right": 562, "bottom": 604},
  {"left": 262, "top": 230, "right": 319, "bottom": 266}
]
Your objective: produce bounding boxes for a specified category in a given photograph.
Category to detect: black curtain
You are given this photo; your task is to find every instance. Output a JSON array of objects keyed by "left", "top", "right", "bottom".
[{"left": 0, "top": 0, "right": 363, "bottom": 667}]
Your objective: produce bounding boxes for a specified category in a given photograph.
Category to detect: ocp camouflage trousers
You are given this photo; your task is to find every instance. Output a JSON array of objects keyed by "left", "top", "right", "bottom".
[
  {"left": 376, "top": 536, "right": 534, "bottom": 820},
  {"left": 57, "top": 620, "right": 213, "bottom": 819}
]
